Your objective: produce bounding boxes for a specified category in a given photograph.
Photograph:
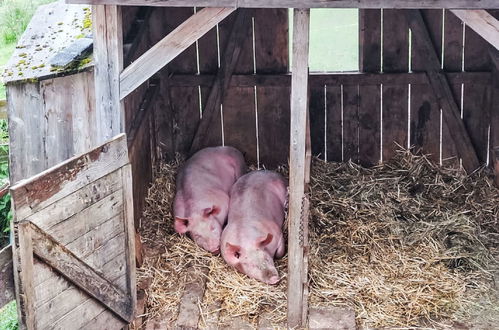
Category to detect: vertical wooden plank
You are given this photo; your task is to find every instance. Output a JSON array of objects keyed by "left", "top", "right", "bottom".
[
  {"left": 441, "top": 10, "right": 463, "bottom": 165},
  {"left": 12, "top": 221, "right": 35, "bottom": 330},
  {"left": 490, "top": 51, "right": 499, "bottom": 164},
  {"left": 6, "top": 83, "right": 47, "bottom": 184},
  {"left": 255, "top": 9, "right": 289, "bottom": 166},
  {"left": 92, "top": 5, "right": 124, "bottom": 143},
  {"left": 359, "top": 9, "right": 381, "bottom": 73},
  {"left": 121, "top": 164, "right": 136, "bottom": 321},
  {"left": 463, "top": 23, "right": 490, "bottom": 164},
  {"left": 257, "top": 86, "right": 290, "bottom": 167},
  {"left": 342, "top": 85, "right": 359, "bottom": 162},
  {"left": 359, "top": 9, "right": 381, "bottom": 166},
  {"left": 326, "top": 86, "right": 342, "bottom": 162},
  {"left": 358, "top": 85, "right": 381, "bottom": 166},
  {"left": 221, "top": 9, "right": 256, "bottom": 163},
  {"left": 382, "top": 10, "right": 409, "bottom": 161},
  {"left": 410, "top": 10, "right": 441, "bottom": 162},
  {"left": 288, "top": 8, "right": 309, "bottom": 329},
  {"left": 72, "top": 72, "right": 98, "bottom": 155},
  {"left": 309, "top": 86, "right": 326, "bottom": 159}
]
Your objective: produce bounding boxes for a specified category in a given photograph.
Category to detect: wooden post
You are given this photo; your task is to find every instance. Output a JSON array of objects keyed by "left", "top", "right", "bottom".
[
  {"left": 92, "top": 5, "right": 124, "bottom": 143},
  {"left": 288, "top": 8, "right": 310, "bottom": 328}
]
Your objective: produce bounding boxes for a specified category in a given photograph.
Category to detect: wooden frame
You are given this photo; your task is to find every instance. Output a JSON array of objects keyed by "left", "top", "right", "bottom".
[
  {"left": 68, "top": 0, "right": 499, "bottom": 9},
  {"left": 10, "top": 134, "right": 136, "bottom": 329}
]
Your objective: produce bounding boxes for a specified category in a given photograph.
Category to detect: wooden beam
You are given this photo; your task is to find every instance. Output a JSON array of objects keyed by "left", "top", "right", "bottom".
[
  {"left": 167, "top": 72, "right": 491, "bottom": 87},
  {"left": 119, "top": 7, "right": 235, "bottom": 100},
  {"left": 0, "top": 245, "right": 15, "bottom": 310},
  {"left": 451, "top": 10, "right": 499, "bottom": 51},
  {"left": 288, "top": 8, "right": 310, "bottom": 329},
  {"left": 406, "top": 9, "right": 480, "bottom": 172},
  {"left": 93, "top": 5, "right": 124, "bottom": 143},
  {"left": 26, "top": 221, "right": 133, "bottom": 322},
  {"left": 67, "top": 0, "right": 499, "bottom": 9},
  {"left": 189, "top": 9, "right": 251, "bottom": 154}
]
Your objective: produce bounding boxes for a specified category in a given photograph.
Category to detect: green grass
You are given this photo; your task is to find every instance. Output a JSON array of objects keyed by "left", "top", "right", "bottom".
[
  {"left": 289, "top": 8, "right": 359, "bottom": 72},
  {"left": 0, "top": 301, "right": 18, "bottom": 330}
]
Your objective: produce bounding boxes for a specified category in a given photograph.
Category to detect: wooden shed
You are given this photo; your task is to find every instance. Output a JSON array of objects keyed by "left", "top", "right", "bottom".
[{"left": 1, "top": 0, "right": 499, "bottom": 328}]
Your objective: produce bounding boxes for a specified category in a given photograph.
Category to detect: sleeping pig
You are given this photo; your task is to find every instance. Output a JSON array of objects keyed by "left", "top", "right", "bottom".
[
  {"left": 221, "top": 170, "right": 287, "bottom": 284},
  {"left": 173, "top": 146, "right": 247, "bottom": 254}
]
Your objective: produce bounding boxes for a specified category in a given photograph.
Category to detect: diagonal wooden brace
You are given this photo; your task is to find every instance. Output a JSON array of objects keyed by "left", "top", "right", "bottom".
[
  {"left": 451, "top": 10, "right": 499, "bottom": 52},
  {"left": 24, "top": 221, "right": 133, "bottom": 322},
  {"left": 189, "top": 9, "right": 252, "bottom": 154},
  {"left": 120, "top": 7, "right": 235, "bottom": 100},
  {"left": 406, "top": 9, "right": 480, "bottom": 172}
]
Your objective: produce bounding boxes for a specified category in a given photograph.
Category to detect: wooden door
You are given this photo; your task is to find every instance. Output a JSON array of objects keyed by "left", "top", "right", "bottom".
[{"left": 10, "top": 134, "right": 136, "bottom": 330}]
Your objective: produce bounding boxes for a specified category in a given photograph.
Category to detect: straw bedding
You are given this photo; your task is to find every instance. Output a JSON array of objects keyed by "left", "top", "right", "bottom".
[{"left": 137, "top": 151, "right": 499, "bottom": 328}]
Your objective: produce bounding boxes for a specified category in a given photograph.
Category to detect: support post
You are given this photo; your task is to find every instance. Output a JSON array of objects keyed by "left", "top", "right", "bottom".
[
  {"left": 92, "top": 5, "right": 124, "bottom": 143},
  {"left": 287, "top": 8, "right": 310, "bottom": 328}
]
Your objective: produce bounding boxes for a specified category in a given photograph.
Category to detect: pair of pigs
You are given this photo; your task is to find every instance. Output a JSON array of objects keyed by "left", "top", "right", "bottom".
[{"left": 173, "top": 146, "right": 287, "bottom": 285}]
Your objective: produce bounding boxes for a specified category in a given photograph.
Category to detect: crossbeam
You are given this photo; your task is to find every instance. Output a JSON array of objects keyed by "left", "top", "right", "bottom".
[
  {"left": 119, "top": 7, "right": 235, "bottom": 100},
  {"left": 451, "top": 10, "right": 499, "bottom": 51},
  {"left": 68, "top": 0, "right": 499, "bottom": 9}
]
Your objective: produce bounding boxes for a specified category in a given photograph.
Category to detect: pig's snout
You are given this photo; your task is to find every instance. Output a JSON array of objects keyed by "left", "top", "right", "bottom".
[{"left": 211, "top": 247, "right": 220, "bottom": 255}]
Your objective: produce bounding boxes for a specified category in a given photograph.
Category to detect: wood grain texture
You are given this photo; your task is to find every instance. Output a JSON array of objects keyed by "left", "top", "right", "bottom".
[
  {"left": 28, "top": 221, "right": 132, "bottom": 322},
  {"left": 410, "top": 10, "right": 441, "bottom": 162},
  {"left": 309, "top": 86, "right": 326, "bottom": 159},
  {"left": 66, "top": 0, "right": 499, "bottom": 9},
  {"left": 11, "top": 134, "right": 128, "bottom": 221},
  {"left": 0, "top": 245, "right": 15, "bottom": 309},
  {"left": 382, "top": 9, "right": 409, "bottom": 161},
  {"left": 92, "top": 5, "right": 124, "bottom": 143},
  {"left": 407, "top": 9, "right": 480, "bottom": 172},
  {"left": 452, "top": 10, "right": 499, "bottom": 51},
  {"left": 490, "top": 50, "right": 499, "bottom": 164},
  {"left": 120, "top": 7, "right": 235, "bottom": 99},
  {"left": 358, "top": 85, "right": 381, "bottom": 166},
  {"left": 359, "top": 9, "right": 381, "bottom": 73},
  {"left": 167, "top": 72, "right": 491, "bottom": 87},
  {"left": 288, "top": 8, "right": 309, "bottom": 329},
  {"left": 189, "top": 9, "right": 252, "bottom": 154},
  {"left": 343, "top": 85, "right": 359, "bottom": 162},
  {"left": 326, "top": 86, "right": 342, "bottom": 162}
]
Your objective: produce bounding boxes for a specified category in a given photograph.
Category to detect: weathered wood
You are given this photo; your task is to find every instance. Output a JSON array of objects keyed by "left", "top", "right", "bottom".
[
  {"left": 120, "top": 7, "right": 235, "bottom": 100},
  {"left": 359, "top": 9, "right": 382, "bottom": 73},
  {"left": 175, "top": 267, "right": 209, "bottom": 328},
  {"left": 494, "top": 148, "right": 499, "bottom": 188},
  {"left": 93, "top": 5, "right": 124, "bottom": 142},
  {"left": 407, "top": 9, "right": 480, "bottom": 172},
  {"left": 13, "top": 221, "right": 36, "bottom": 330},
  {"left": 0, "top": 245, "right": 15, "bottom": 309},
  {"left": 288, "top": 8, "right": 309, "bottom": 329},
  {"left": 410, "top": 10, "right": 442, "bottom": 162},
  {"left": 489, "top": 50, "right": 499, "bottom": 165},
  {"left": 358, "top": 85, "right": 381, "bottom": 166},
  {"left": 309, "top": 86, "right": 326, "bottom": 159},
  {"left": 308, "top": 307, "right": 356, "bottom": 330},
  {"left": 382, "top": 9, "right": 409, "bottom": 161},
  {"left": 121, "top": 164, "right": 137, "bottom": 319},
  {"left": 26, "top": 221, "right": 133, "bottom": 322},
  {"left": 11, "top": 134, "right": 128, "bottom": 221},
  {"left": 451, "top": 10, "right": 499, "bottom": 51},
  {"left": 326, "top": 86, "right": 342, "bottom": 162},
  {"left": 167, "top": 72, "right": 491, "bottom": 87},
  {"left": 189, "top": 9, "right": 252, "bottom": 154},
  {"left": 343, "top": 85, "right": 359, "bottom": 162},
  {"left": 66, "top": 0, "right": 499, "bottom": 9},
  {"left": 123, "top": 8, "right": 153, "bottom": 66},
  {"left": 127, "top": 80, "right": 159, "bottom": 148}
]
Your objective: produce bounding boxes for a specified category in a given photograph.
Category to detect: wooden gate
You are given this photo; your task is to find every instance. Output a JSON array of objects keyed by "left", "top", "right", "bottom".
[{"left": 10, "top": 134, "right": 136, "bottom": 330}]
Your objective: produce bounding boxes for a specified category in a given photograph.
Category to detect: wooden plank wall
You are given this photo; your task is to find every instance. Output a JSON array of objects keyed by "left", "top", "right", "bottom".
[
  {"left": 152, "top": 8, "right": 496, "bottom": 169},
  {"left": 154, "top": 8, "right": 289, "bottom": 167}
]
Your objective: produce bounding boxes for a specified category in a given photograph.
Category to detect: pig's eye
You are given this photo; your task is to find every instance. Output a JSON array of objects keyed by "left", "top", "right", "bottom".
[{"left": 234, "top": 251, "right": 240, "bottom": 259}]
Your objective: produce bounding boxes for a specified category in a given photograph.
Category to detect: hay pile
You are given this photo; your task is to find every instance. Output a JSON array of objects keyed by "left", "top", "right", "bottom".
[{"left": 137, "top": 151, "right": 499, "bottom": 328}]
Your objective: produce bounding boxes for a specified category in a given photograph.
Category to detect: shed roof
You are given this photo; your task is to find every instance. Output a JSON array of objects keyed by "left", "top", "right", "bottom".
[{"left": 2, "top": 1, "right": 93, "bottom": 84}]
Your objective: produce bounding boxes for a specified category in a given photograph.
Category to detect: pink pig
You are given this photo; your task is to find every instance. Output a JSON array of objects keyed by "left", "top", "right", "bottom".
[
  {"left": 221, "top": 170, "right": 288, "bottom": 284},
  {"left": 174, "top": 146, "right": 247, "bottom": 254}
]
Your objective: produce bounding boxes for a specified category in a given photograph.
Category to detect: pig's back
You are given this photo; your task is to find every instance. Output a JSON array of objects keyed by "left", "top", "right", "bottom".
[{"left": 229, "top": 171, "right": 287, "bottom": 225}]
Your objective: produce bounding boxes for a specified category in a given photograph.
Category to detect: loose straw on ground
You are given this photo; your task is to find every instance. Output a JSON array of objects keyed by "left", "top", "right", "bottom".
[{"left": 137, "top": 150, "right": 499, "bottom": 328}]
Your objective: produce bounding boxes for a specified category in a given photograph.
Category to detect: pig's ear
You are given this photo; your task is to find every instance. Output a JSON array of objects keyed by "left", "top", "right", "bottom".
[
  {"left": 258, "top": 233, "right": 273, "bottom": 247},
  {"left": 225, "top": 242, "right": 241, "bottom": 260},
  {"left": 203, "top": 206, "right": 220, "bottom": 218},
  {"left": 174, "top": 217, "right": 189, "bottom": 234}
]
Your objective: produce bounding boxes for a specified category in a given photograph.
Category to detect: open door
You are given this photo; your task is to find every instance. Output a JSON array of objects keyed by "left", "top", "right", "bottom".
[{"left": 10, "top": 134, "right": 135, "bottom": 330}]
